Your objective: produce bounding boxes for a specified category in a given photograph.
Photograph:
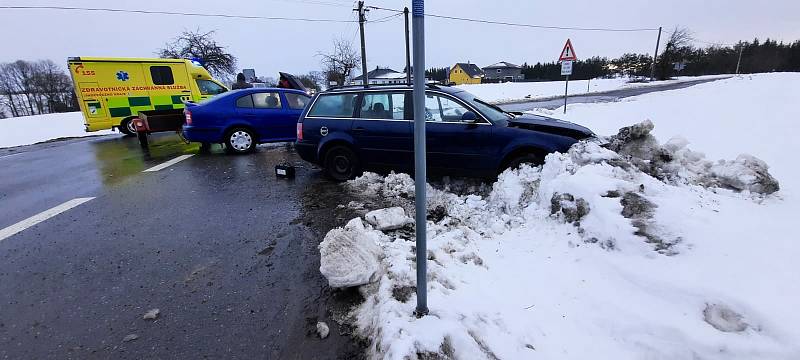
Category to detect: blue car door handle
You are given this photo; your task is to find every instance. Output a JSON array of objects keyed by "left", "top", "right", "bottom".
[{"left": 352, "top": 127, "right": 367, "bottom": 133}]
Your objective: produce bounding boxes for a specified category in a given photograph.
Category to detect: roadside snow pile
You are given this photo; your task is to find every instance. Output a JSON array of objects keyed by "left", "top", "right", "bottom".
[
  {"left": 456, "top": 74, "right": 729, "bottom": 103},
  {"left": 603, "top": 120, "right": 779, "bottom": 194},
  {"left": 318, "top": 120, "right": 798, "bottom": 359},
  {"left": 0, "top": 112, "right": 115, "bottom": 148}
]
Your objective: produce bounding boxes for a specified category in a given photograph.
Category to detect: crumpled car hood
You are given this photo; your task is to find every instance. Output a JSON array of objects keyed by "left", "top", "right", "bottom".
[{"left": 508, "top": 113, "right": 595, "bottom": 139}]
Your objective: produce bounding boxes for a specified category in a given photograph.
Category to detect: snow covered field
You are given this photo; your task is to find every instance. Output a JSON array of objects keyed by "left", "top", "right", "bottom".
[
  {"left": 321, "top": 73, "right": 800, "bottom": 359},
  {"left": 457, "top": 74, "right": 730, "bottom": 103},
  {"left": 0, "top": 112, "right": 115, "bottom": 149}
]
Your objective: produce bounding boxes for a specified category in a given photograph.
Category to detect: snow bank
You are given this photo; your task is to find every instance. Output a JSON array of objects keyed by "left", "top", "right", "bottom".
[
  {"left": 0, "top": 112, "right": 115, "bottom": 148},
  {"left": 457, "top": 74, "right": 729, "bottom": 103},
  {"left": 325, "top": 117, "right": 796, "bottom": 359}
]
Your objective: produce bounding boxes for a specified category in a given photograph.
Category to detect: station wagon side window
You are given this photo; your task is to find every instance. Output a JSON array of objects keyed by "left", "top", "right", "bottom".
[
  {"left": 424, "top": 93, "right": 482, "bottom": 124},
  {"left": 253, "top": 92, "right": 282, "bottom": 109},
  {"left": 196, "top": 79, "right": 227, "bottom": 95},
  {"left": 284, "top": 93, "right": 310, "bottom": 110},
  {"left": 307, "top": 93, "right": 358, "bottom": 118},
  {"left": 235, "top": 95, "right": 254, "bottom": 108},
  {"left": 359, "top": 92, "right": 407, "bottom": 120},
  {"left": 150, "top": 66, "right": 174, "bottom": 85}
]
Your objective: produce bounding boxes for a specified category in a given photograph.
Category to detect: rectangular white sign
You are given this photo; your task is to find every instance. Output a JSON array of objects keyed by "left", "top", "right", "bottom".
[{"left": 561, "top": 61, "right": 573, "bottom": 76}]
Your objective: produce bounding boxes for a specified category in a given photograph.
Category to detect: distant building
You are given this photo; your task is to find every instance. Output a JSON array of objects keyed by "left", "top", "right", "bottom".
[
  {"left": 448, "top": 63, "right": 484, "bottom": 85},
  {"left": 483, "top": 61, "right": 523, "bottom": 82},
  {"left": 351, "top": 66, "right": 411, "bottom": 85}
]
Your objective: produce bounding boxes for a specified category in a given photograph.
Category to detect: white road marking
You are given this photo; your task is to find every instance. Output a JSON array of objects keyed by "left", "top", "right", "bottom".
[
  {"left": 0, "top": 197, "right": 95, "bottom": 242},
  {"left": 143, "top": 154, "right": 194, "bottom": 172}
]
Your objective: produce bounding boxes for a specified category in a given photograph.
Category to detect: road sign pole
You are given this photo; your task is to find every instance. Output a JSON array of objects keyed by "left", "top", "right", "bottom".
[
  {"left": 411, "top": 0, "right": 428, "bottom": 318},
  {"left": 564, "top": 75, "right": 569, "bottom": 114}
]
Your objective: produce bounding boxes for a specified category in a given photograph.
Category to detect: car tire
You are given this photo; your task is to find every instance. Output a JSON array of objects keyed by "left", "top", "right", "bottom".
[
  {"left": 119, "top": 118, "right": 137, "bottom": 136},
  {"left": 506, "top": 153, "right": 542, "bottom": 171},
  {"left": 225, "top": 128, "right": 256, "bottom": 154},
  {"left": 323, "top": 145, "right": 360, "bottom": 181}
]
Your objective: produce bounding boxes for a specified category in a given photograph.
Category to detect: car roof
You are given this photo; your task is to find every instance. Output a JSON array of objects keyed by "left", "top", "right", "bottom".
[
  {"left": 233, "top": 87, "right": 308, "bottom": 95},
  {"left": 321, "top": 83, "right": 463, "bottom": 95}
]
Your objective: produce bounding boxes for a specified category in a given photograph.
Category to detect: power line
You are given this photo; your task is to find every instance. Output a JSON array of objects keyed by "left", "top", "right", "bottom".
[
  {"left": 369, "top": 12, "right": 402, "bottom": 24},
  {"left": 425, "top": 13, "right": 658, "bottom": 32},
  {"left": 368, "top": 6, "right": 658, "bottom": 32},
  {"left": 0, "top": 5, "right": 359, "bottom": 23}
]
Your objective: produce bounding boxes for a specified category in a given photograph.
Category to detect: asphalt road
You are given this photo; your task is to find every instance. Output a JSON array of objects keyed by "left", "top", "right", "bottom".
[
  {"left": 498, "top": 77, "right": 727, "bottom": 112},
  {"left": 0, "top": 135, "right": 365, "bottom": 359}
]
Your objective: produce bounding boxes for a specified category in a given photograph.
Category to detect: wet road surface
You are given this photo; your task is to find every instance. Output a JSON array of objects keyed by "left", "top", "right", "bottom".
[
  {"left": 498, "top": 77, "right": 727, "bottom": 112},
  {"left": 0, "top": 134, "right": 364, "bottom": 359}
]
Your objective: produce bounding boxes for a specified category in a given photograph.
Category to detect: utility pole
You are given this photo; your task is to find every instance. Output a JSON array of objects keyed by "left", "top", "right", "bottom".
[
  {"left": 735, "top": 43, "right": 743, "bottom": 74},
  {"left": 411, "top": 0, "right": 428, "bottom": 318},
  {"left": 650, "top": 26, "right": 662, "bottom": 81},
  {"left": 355, "top": 1, "right": 369, "bottom": 87},
  {"left": 404, "top": 7, "right": 411, "bottom": 84}
]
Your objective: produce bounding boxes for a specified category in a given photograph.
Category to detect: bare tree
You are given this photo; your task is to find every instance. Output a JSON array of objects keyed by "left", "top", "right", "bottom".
[
  {"left": 158, "top": 29, "right": 237, "bottom": 77},
  {"left": 317, "top": 38, "right": 360, "bottom": 86},
  {"left": 657, "top": 27, "right": 694, "bottom": 80},
  {"left": 0, "top": 60, "right": 77, "bottom": 117}
]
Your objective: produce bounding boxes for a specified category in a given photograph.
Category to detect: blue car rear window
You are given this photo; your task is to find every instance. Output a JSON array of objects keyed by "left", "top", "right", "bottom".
[{"left": 308, "top": 93, "right": 358, "bottom": 118}]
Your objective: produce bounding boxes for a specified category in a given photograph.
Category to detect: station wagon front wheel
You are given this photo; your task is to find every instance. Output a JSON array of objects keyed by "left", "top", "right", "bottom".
[
  {"left": 225, "top": 128, "right": 256, "bottom": 154},
  {"left": 324, "top": 146, "right": 360, "bottom": 181}
]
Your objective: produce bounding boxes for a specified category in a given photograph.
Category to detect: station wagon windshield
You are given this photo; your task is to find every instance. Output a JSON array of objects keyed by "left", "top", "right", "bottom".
[{"left": 466, "top": 95, "right": 511, "bottom": 125}]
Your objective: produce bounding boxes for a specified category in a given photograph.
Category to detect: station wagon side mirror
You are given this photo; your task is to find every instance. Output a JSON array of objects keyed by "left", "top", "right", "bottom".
[{"left": 461, "top": 111, "right": 478, "bottom": 124}]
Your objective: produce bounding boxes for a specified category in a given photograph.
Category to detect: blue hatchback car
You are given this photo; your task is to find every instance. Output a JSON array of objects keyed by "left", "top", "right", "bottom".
[
  {"left": 295, "top": 84, "right": 595, "bottom": 180},
  {"left": 182, "top": 88, "right": 311, "bottom": 153}
]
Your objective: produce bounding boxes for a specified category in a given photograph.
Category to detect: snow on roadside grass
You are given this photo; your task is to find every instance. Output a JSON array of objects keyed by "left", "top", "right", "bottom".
[
  {"left": 0, "top": 112, "right": 115, "bottom": 148},
  {"left": 319, "top": 73, "right": 800, "bottom": 359},
  {"left": 457, "top": 74, "right": 729, "bottom": 103}
]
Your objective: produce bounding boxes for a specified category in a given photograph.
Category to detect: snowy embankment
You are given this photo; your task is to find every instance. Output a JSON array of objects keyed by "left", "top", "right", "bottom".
[
  {"left": 0, "top": 112, "right": 115, "bottom": 149},
  {"left": 457, "top": 74, "right": 729, "bottom": 103},
  {"left": 319, "top": 73, "right": 800, "bottom": 359}
]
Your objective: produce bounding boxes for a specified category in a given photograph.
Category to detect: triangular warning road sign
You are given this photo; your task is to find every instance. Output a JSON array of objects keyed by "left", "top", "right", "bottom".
[{"left": 559, "top": 39, "right": 578, "bottom": 62}]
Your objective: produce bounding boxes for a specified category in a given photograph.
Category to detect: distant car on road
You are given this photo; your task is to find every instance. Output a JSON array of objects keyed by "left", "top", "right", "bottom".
[
  {"left": 182, "top": 88, "right": 311, "bottom": 153},
  {"left": 295, "top": 84, "right": 595, "bottom": 180}
]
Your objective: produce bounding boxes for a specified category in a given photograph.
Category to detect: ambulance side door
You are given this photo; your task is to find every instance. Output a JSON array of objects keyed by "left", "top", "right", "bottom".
[{"left": 144, "top": 62, "right": 192, "bottom": 111}]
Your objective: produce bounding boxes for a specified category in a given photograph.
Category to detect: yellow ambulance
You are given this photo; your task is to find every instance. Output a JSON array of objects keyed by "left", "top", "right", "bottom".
[{"left": 68, "top": 57, "right": 228, "bottom": 134}]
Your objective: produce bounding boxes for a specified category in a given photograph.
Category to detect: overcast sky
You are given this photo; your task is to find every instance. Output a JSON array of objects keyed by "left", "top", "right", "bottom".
[{"left": 1, "top": 0, "right": 798, "bottom": 78}]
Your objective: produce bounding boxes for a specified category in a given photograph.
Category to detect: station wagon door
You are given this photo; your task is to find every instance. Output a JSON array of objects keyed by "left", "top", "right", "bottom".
[
  {"left": 351, "top": 91, "right": 413, "bottom": 168},
  {"left": 422, "top": 92, "right": 493, "bottom": 174}
]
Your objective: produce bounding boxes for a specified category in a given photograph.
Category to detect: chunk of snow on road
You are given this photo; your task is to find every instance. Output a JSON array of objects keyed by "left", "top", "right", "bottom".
[
  {"left": 1, "top": 112, "right": 116, "bottom": 148},
  {"left": 316, "top": 321, "right": 330, "bottom": 339},
  {"left": 318, "top": 218, "right": 384, "bottom": 288},
  {"left": 142, "top": 308, "right": 160, "bottom": 320},
  {"left": 364, "top": 207, "right": 412, "bottom": 231}
]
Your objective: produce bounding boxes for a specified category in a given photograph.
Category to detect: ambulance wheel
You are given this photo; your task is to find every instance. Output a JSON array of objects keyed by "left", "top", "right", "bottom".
[
  {"left": 120, "top": 118, "right": 137, "bottom": 136},
  {"left": 225, "top": 127, "right": 256, "bottom": 154}
]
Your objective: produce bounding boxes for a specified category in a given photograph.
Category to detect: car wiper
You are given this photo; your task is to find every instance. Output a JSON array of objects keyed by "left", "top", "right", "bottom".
[{"left": 474, "top": 98, "right": 515, "bottom": 118}]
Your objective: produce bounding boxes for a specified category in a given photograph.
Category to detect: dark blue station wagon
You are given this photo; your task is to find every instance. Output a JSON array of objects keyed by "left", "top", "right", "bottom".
[{"left": 295, "top": 84, "right": 594, "bottom": 180}]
